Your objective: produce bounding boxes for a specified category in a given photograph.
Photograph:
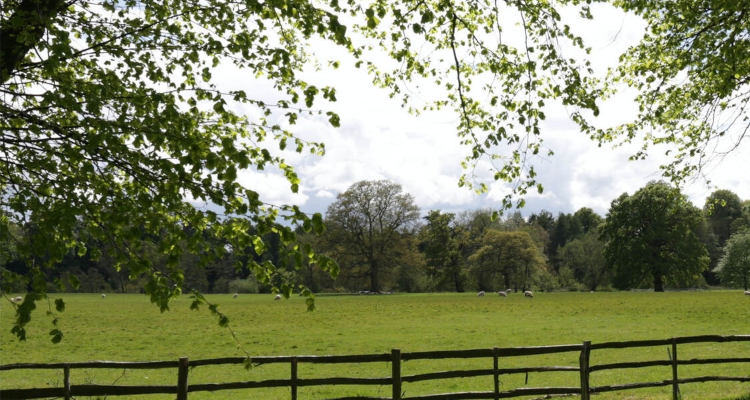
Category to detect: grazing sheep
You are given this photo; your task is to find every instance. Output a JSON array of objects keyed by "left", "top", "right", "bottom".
[
  {"left": 101, "top": 294, "right": 106, "bottom": 298},
  {"left": 477, "top": 291, "right": 485, "bottom": 297},
  {"left": 524, "top": 290, "right": 534, "bottom": 298},
  {"left": 506, "top": 289, "right": 512, "bottom": 294},
  {"left": 744, "top": 291, "right": 750, "bottom": 296},
  {"left": 233, "top": 293, "right": 238, "bottom": 298},
  {"left": 10, "top": 296, "right": 22, "bottom": 303},
  {"left": 497, "top": 291, "right": 507, "bottom": 297},
  {"left": 274, "top": 294, "right": 281, "bottom": 300}
]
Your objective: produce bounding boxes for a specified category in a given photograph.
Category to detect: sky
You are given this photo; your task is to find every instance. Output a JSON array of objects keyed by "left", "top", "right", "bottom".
[{"left": 225, "top": 3, "right": 750, "bottom": 221}]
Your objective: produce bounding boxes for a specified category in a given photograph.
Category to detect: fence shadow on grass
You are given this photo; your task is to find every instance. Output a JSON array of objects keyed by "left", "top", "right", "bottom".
[{"left": 2, "top": 334, "right": 750, "bottom": 399}]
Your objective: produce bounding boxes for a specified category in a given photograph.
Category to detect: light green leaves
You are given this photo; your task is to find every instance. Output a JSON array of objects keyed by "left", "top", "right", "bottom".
[
  {"left": 601, "top": 0, "right": 750, "bottom": 184},
  {"left": 353, "top": 0, "right": 601, "bottom": 213},
  {"left": 2, "top": 0, "right": 350, "bottom": 341}
]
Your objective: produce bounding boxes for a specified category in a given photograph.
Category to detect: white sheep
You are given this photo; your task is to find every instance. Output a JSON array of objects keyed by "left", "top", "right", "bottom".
[
  {"left": 524, "top": 290, "right": 534, "bottom": 298},
  {"left": 233, "top": 293, "right": 238, "bottom": 298},
  {"left": 477, "top": 291, "right": 485, "bottom": 297},
  {"left": 497, "top": 291, "right": 507, "bottom": 297},
  {"left": 10, "top": 296, "right": 22, "bottom": 303},
  {"left": 744, "top": 291, "right": 750, "bottom": 296},
  {"left": 274, "top": 294, "right": 281, "bottom": 300},
  {"left": 101, "top": 294, "right": 106, "bottom": 298},
  {"left": 506, "top": 289, "right": 512, "bottom": 294}
]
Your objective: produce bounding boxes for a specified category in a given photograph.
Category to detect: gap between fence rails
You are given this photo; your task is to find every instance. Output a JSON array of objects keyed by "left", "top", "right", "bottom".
[{"left": 3, "top": 334, "right": 750, "bottom": 400}]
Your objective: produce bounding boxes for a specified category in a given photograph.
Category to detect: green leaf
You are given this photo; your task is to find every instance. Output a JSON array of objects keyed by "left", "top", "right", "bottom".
[
  {"left": 68, "top": 275, "right": 80, "bottom": 290},
  {"left": 49, "top": 329, "right": 63, "bottom": 344},
  {"left": 54, "top": 298, "right": 65, "bottom": 312}
]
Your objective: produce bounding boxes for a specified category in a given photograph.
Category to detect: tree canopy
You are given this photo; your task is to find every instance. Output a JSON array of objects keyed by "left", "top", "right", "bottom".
[
  {"left": 323, "top": 180, "right": 421, "bottom": 293},
  {"left": 469, "top": 229, "right": 546, "bottom": 292},
  {"left": 600, "top": 181, "right": 709, "bottom": 291},
  {"left": 704, "top": 190, "right": 746, "bottom": 247},
  {"left": 598, "top": 1, "right": 750, "bottom": 183},
  {"left": 557, "top": 230, "right": 608, "bottom": 291},
  {"left": 420, "top": 210, "right": 465, "bottom": 292},
  {"left": 715, "top": 232, "right": 750, "bottom": 291}
]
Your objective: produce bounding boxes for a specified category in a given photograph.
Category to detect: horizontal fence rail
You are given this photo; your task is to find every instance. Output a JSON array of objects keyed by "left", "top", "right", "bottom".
[{"left": 2, "top": 335, "right": 749, "bottom": 399}]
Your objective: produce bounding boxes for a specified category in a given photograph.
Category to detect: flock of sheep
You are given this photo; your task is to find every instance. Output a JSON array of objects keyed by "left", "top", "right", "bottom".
[
  {"left": 477, "top": 289, "right": 534, "bottom": 298},
  {"left": 6, "top": 290, "right": 750, "bottom": 304}
]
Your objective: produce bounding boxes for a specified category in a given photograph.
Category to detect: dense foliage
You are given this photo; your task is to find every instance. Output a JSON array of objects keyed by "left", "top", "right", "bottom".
[
  {"left": 715, "top": 232, "right": 750, "bottom": 291},
  {"left": 322, "top": 180, "right": 421, "bottom": 292},
  {"left": 2, "top": 180, "right": 749, "bottom": 315},
  {"left": 600, "top": 181, "right": 710, "bottom": 292}
]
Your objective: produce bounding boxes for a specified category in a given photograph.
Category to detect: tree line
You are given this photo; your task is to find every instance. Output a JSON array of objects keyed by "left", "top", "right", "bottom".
[{"left": 4, "top": 179, "right": 749, "bottom": 295}]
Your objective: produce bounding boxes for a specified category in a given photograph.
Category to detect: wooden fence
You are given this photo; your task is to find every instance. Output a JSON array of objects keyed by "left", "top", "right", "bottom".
[{"left": 2, "top": 334, "right": 750, "bottom": 399}]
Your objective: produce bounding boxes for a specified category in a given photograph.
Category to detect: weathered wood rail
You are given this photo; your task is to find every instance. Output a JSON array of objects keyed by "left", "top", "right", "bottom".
[{"left": 2, "top": 334, "right": 749, "bottom": 399}]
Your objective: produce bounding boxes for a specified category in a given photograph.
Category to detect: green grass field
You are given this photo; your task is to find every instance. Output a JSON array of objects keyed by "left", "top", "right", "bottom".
[{"left": 2, "top": 291, "right": 750, "bottom": 399}]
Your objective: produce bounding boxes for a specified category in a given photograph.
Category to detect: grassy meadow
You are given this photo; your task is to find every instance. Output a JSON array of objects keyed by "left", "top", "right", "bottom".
[{"left": 2, "top": 291, "right": 750, "bottom": 399}]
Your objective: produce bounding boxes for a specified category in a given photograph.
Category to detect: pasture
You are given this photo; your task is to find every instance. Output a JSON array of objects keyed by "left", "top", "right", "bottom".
[{"left": 2, "top": 291, "right": 750, "bottom": 399}]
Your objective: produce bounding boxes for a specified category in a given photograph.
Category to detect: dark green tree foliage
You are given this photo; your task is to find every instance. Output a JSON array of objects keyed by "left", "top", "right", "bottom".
[
  {"left": 454, "top": 209, "right": 502, "bottom": 261},
  {"left": 731, "top": 200, "right": 750, "bottom": 235},
  {"left": 547, "top": 213, "right": 581, "bottom": 271},
  {"left": 469, "top": 230, "right": 545, "bottom": 291},
  {"left": 573, "top": 207, "right": 603, "bottom": 234},
  {"left": 528, "top": 210, "right": 555, "bottom": 232},
  {"left": 601, "top": 181, "right": 709, "bottom": 292},
  {"left": 420, "top": 210, "right": 465, "bottom": 292},
  {"left": 324, "top": 180, "right": 420, "bottom": 293},
  {"left": 704, "top": 190, "right": 745, "bottom": 247},
  {"left": 693, "top": 217, "right": 722, "bottom": 286},
  {"left": 557, "top": 230, "right": 608, "bottom": 291},
  {"left": 391, "top": 236, "right": 427, "bottom": 293},
  {"left": 715, "top": 232, "right": 750, "bottom": 291}
]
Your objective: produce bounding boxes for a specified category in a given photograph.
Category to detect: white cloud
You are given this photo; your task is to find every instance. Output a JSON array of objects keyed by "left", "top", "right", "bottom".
[
  {"left": 212, "top": 3, "right": 749, "bottom": 221},
  {"left": 236, "top": 170, "right": 309, "bottom": 207}
]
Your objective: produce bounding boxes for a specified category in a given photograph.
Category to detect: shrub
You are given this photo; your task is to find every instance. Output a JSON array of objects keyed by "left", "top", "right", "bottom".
[{"left": 228, "top": 278, "right": 259, "bottom": 294}]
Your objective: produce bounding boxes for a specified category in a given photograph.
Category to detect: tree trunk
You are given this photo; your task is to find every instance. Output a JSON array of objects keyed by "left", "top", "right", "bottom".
[
  {"left": 370, "top": 259, "right": 380, "bottom": 293},
  {"left": 453, "top": 272, "right": 463, "bottom": 292},
  {"left": 654, "top": 273, "right": 664, "bottom": 292},
  {"left": 523, "top": 262, "right": 530, "bottom": 292}
]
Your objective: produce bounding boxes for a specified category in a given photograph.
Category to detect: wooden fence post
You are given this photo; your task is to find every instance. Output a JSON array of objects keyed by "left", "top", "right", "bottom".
[
  {"left": 63, "top": 364, "right": 71, "bottom": 400},
  {"left": 671, "top": 338, "right": 680, "bottom": 400},
  {"left": 579, "top": 341, "right": 591, "bottom": 400},
  {"left": 392, "top": 349, "right": 401, "bottom": 400},
  {"left": 493, "top": 347, "right": 500, "bottom": 400},
  {"left": 177, "top": 357, "right": 189, "bottom": 400},
  {"left": 291, "top": 356, "right": 298, "bottom": 400}
]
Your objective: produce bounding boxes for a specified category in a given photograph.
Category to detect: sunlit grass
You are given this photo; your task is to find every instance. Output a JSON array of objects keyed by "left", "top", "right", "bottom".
[{"left": 2, "top": 291, "right": 750, "bottom": 399}]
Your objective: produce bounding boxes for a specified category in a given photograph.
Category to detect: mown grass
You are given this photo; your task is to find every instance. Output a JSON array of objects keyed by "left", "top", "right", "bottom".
[{"left": 1, "top": 291, "right": 750, "bottom": 399}]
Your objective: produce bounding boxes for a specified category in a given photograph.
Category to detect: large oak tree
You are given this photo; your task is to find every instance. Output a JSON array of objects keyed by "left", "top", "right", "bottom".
[
  {"left": 601, "top": 181, "right": 709, "bottom": 292},
  {"left": 323, "top": 180, "right": 420, "bottom": 293}
]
